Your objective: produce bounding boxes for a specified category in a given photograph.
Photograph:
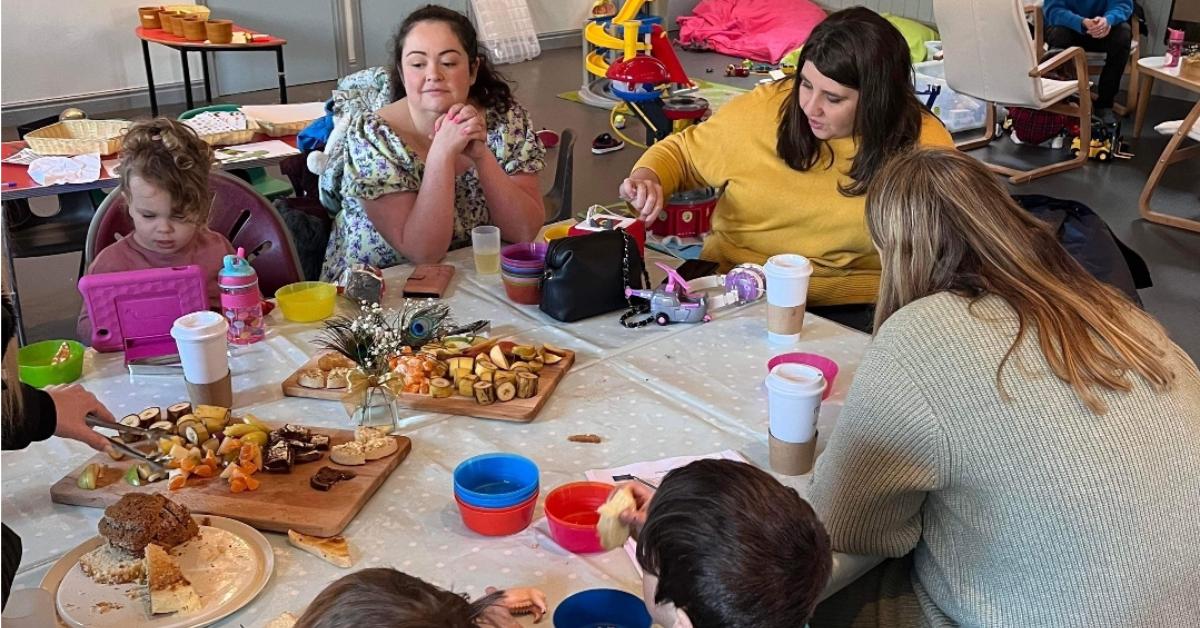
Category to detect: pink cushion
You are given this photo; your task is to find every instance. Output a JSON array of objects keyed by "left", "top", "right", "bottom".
[{"left": 678, "top": 0, "right": 827, "bottom": 63}]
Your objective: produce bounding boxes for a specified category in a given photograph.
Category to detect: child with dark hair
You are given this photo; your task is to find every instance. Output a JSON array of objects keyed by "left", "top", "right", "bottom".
[
  {"left": 626, "top": 459, "right": 832, "bottom": 628},
  {"left": 294, "top": 568, "right": 544, "bottom": 628}
]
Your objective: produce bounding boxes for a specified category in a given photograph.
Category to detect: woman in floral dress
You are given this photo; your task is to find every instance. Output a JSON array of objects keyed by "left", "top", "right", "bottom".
[{"left": 321, "top": 6, "right": 546, "bottom": 281}]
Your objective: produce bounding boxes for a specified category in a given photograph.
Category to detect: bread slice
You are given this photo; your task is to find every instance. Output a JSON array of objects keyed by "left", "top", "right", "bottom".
[
  {"left": 362, "top": 437, "right": 398, "bottom": 461},
  {"left": 79, "top": 542, "right": 145, "bottom": 584},
  {"left": 287, "top": 530, "right": 354, "bottom": 568},
  {"left": 144, "top": 544, "right": 201, "bottom": 615},
  {"left": 297, "top": 368, "right": 326, "bottom": 389},
  {"left": 325, "top": 367, "right": 350, "bottom": 389},
  {"left": 329, "top": 441, "right": 366, "bottom": 466}
]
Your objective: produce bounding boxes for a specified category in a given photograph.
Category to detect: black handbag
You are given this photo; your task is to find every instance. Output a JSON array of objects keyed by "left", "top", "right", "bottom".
[{"left": 540, "top": 230, "right": 649, "bottom": 322}]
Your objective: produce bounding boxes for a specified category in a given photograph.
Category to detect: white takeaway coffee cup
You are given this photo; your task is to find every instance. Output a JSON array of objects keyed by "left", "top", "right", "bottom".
[
  {"left": 765, "top": 362, "right": 824, "bottom": 475},
  {"left": 764, "top": 254, "right": 813, "bottom": 344},
  {"left": 170, "top": 310, "right": 230, "bottom": 385}
]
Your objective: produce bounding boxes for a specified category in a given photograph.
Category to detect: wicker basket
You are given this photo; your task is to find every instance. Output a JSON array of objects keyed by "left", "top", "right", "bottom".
[
  {"left": 1181, "top": 56, "right": 1200, "bottom": 83},
  {"left": 197, "top": 128, "right": 258, "bottom": 147},
  {"left": 164, "top": 4, "right": 210, "bottom": 19},
  {"left": 25, "top": 119, "right": 130, "bottom": 156},
  {"left": 252, "top": 119, "right": 310, "bottom": 137}
]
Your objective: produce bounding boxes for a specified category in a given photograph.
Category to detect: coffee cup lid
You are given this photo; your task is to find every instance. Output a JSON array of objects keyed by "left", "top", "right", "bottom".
[
  {"left": 764, "top": 254, "right": 813, "bottom": 279},
  {"left": 170, "top": 310, "right": 228, "bottom": 341},
  {"left": 765, "top": 363, "right": 825, "bottom": 396}
]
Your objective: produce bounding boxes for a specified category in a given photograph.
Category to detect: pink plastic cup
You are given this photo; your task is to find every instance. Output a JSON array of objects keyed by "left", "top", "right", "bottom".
[{"left": 766, "top": 353, "right": 839, "bottom": 400}]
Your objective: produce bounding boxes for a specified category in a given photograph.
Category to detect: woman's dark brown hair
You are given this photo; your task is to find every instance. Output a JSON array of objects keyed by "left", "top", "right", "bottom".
[
  {"left": 777, "top": 7, "right": 926, "bottom": 196},
  {"left": 388, "top": 4, "right": 516, "bottom": 111},
  {"left": 117, "top": 118, "right": 214, "bottom": 223},
  {"left": 294, "top": 568, "right": 502, "bottom": 628}
]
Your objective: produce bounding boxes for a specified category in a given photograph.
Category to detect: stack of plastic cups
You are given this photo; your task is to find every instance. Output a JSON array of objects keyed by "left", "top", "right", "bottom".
[
  {"left": 499, "top": 243, "right": 548, "bottom": 305},
  {"left": 453, "top": 453, "right": 540, "bottom": 536}
]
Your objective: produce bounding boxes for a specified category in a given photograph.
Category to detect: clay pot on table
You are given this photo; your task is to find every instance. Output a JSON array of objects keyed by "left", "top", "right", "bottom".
[
  {"left": 182, "top": 16, "right": 207, "bottom": 41},
  {"left": 205, "top": 19, "right": 233, "bottom": 44},
  {"left": 138, "top": 6, "right": 162, "bottom": 29}
]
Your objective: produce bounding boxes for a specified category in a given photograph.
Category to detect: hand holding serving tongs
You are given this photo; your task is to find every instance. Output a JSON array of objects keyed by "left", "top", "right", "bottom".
[{"left": 85, "top": 414, "right": 170, "bottom": 471}]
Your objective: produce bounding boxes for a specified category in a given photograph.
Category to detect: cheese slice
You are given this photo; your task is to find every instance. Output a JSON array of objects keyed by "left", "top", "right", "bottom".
[
  {"left": 144, "top": 543, "right": 201, "bottom": 615},
  {"left": 287, "top": 530, "right": 353, "bottom": 568}
]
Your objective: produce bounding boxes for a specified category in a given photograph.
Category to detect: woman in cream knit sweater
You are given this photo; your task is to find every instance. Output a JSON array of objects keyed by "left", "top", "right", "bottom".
[{"left": 808, "top": 148, "right": 1200, "bottom": 627}]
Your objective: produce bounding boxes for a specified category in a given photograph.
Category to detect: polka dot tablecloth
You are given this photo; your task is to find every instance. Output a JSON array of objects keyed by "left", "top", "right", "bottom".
[{"left": 1, "top": 248, "right": 873, "bottom": 625}]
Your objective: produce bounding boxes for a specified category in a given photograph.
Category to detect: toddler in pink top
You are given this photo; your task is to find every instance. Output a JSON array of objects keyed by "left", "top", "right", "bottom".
[{"left": 78, "top": 119, "right": 234, "bottom": 341}]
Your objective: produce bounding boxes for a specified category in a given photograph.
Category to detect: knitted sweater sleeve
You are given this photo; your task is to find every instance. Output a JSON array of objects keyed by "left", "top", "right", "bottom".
[{"left": 808, "top": 347, "right": 950, "bottom": 557}]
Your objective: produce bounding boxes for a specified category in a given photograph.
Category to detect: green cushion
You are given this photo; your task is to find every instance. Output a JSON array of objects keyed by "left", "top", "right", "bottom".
[{"left": 882, "top": 13, "right": 939, "bottom": 63}]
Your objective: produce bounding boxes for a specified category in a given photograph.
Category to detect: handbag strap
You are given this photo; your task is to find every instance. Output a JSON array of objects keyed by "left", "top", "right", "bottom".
[{"left": 620, "top": 231, "right": 654, "bottom": 329}]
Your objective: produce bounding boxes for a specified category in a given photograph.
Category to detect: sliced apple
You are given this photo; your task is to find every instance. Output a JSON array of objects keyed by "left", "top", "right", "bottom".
[
  {"left": 542, "top": 351, "right": 563, "bottom": 365},
  {"left": 489, "top": 345, "right": 511, "bottom": 370},
  {"left": 542, "top": 343, "right": 568, "bottom": 356}
]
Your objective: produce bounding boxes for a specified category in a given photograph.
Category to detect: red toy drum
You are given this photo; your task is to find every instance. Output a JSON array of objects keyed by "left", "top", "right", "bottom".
[
  {"left": 568, "top": 214, "right": 646, "bottom": 255},
  {"left": 651, "top": 188, "right": 718, "bottom": 239}
]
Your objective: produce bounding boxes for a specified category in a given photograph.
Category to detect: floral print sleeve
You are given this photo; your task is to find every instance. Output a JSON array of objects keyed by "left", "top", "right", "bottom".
[
  {"left": 489, "top": 104, "right": 546, "bottom": 176},
  {"left": 341, "top": 112, "right": 420, "bottom": 201}
]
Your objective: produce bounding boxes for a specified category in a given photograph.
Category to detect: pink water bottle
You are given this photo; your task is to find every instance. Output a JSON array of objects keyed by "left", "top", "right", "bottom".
[
  {"left": 1166, "top": 28, "right": 1185, "bottom": 68},
  {"left": 219, "top": 248, "right": 265, "bottom": 345}
]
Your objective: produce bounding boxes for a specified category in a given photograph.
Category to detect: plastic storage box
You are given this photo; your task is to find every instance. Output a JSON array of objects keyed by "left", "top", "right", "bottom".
[{"left": 914, "top": 60, "right": 988, "bottom": 133}]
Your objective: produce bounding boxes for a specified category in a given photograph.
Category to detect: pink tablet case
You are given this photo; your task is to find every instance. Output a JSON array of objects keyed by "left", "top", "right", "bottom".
[{"left": 77, "top": 265, "right": 208, "bottom": 359}]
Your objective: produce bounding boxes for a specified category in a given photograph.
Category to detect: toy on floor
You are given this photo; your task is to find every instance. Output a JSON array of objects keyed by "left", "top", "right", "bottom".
[
  {"left": 592, "top": 133, "right": 625, "bottom": 154},
  {"left": 621, "top": 262, "right": 766, "bottom": 327},
  {"left": 1069, "top": 118, "right": 1133, "bottom": 162}
]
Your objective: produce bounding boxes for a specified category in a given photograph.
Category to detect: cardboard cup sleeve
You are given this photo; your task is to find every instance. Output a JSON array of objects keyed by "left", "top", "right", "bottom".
[
  {"left": 185, "top": 370, "right": 232, "bottom": 408},
  {"left": 768, "top": 302, "right": 806, "bottom": 335},
  {"left": 769, "top": 430, "right": 818, "bottom": 476}
]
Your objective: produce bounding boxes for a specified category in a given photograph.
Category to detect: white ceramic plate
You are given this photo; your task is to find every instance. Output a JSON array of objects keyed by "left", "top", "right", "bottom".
[{"left": 41, "top": 515, "right": 273, "bottom": 628}]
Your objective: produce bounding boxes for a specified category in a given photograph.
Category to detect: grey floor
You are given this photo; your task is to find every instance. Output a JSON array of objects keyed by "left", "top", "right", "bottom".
[{"left": 6, "top": 46, "right": 1199, "bottom": 360}]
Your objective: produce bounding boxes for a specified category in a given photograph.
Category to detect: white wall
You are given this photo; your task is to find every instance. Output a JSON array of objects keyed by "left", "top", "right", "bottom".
[{"left": 1, "top": 0, "right": 193, "bottom": 107}]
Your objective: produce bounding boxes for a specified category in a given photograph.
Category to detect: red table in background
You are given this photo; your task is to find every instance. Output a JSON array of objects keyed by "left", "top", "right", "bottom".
[
  {"left": 136, "top": 25, "right": 288, "bottom": 117},
  {"left": 1, "top": 135, "right": 299, "bottom": 202}
]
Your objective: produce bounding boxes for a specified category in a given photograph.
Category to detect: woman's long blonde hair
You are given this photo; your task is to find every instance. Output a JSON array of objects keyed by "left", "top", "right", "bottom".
[{"left": 866, "top": 148, "right": 1176, "bottom": 413}]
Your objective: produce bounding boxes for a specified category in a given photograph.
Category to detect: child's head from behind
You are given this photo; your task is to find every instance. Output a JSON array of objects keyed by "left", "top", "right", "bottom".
[
  {"left": 294, "top": 568, "right": 495, "bottom": 628},
  {"left": 118, "top": 118, "right": 213, "bottom": 255},
  {"left": 636, "top": 460, "right": 832, "bottom": 628}
]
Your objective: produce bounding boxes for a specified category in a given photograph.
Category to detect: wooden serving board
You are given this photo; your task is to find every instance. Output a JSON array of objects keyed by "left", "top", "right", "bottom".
[
  {"left": 50, "top": 427, "right": 411, "bottom": 538},
  {"left": 281, "top": 349, "right": 576, "bottom": 423}
]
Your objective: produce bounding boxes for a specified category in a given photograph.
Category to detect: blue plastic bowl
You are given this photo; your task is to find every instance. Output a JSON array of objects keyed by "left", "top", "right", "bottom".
[
  {"left": 453, "top": 453, "right": 540, "bottom": 509},
  {"left": 553, "top": 589, "right": 652, "bottom": 628}
]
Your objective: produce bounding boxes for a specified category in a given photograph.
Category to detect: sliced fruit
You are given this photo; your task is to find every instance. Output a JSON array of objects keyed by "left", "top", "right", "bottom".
[
  {"left": 241, "top": 431, "right": 269, "bottom": 447},
  {"left": 202, "top": 417, "right": 228, "bottom": 435},
  {"left": 168, "top": 443, "right": 191, "bottom": 461},
  {"left": 217, "top": 437, "right": 242, "bottom": 456},
  {"left": 118, "top": 415, "right": 144, "bottom": 443},
  {"left": 175, "top": 417, "right": 201, "bottom": 437},
  {"left": 489, "top": 345, "right": 510, "bottom": 370},
  {"left": 527, "top": 359, "right": 544, "bottom": 373},
  {"left": 166, "top": 402, "right": 192, "bottom": 421},
  {"left": 147, "top": 471, "right": 169, "bottom": 483},
  {"left": 77, "top": 463, "right": 100, "bottom": 490},
  {"left": 191, "top": 464, "right": 216, "bottom": 478},
  {"left": 430, "top": 377, "right": 453, "bottom": 398},
  {"left": 541, "top": 351, "right": 563, "bottom": 365},
  {"left": 158, "top": 437, "right": 176, "bottom": 456},
  {"left": 194, "top": 405, "right": 230, "bottom": 422},
  {"left": 136, "top": 463, "right": 153, "bottom": 481},
  {"left": 474, "top": 381, "right": 495, "bottom": 405},
  {"left": 241, "top": 413, "right": 270, "bottom": 432},
  {"left": 168, "top": 474, "right": 188, "bottom": 491},
  {"left": 541, "top": 343, "right": 568, "bottom": 356},
  {"left": 184, "top": 424, "right": 210, "bottom": 446},
  {"left": 495, "top": 381, "right": 517, "bottom": 402},
  {"left": 107, "top": 448, "right": 125, "bottom": 461},
  {"left": 512, "top": 345, "right": 538, "bottom": 361},
  {"left": 201, "top": 437, "right": 221, "bottom": 453},
  {"left": 123, "top": 465, "right": 143, "bottom": 486},
  {"left": 497, "top": 341, "right": 517, "bottom": 354},
  {"left": 138, "top": 407, "right": 163, "bottom": 426},
  {"left": 148, "top": 420, "right": 175, "bottom": 433},
  {"left": 474, "top": 360, "right": 497, "bottom": 377},
  {"left": 510, "top": 362, "right": 531, "bottom": 373},
  {"left": 224, "top": 423, "right": 264, "bottom": 438},
  {"left": 516, "top": 372, "right": 539, "bottom": 398}
]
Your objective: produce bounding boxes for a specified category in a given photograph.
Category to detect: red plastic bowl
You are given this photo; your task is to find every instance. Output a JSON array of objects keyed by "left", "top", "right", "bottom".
[
  {"left": 766, "top": 352, "right": 839, "bottom": 400},
  {"left": 544, "top": 481, "right": 614, "bottom": 554},
  {"left": 502, "top": 275, "right": 541, "bottom": 305},
  {"left": 456, "top": 491, "right": 538, "bottom": 537}
]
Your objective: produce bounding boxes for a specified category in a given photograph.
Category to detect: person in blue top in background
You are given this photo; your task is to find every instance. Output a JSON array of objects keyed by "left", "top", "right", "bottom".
[{"left": 1043, "top": 0, "right": 1134, "bottom": 124}]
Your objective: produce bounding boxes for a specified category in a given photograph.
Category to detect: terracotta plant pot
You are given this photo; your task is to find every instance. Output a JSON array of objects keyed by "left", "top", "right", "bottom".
[
  {"left": 138, "top": 6, "right": 162, "bottom": 29},
  {"left": 182, "top": 16, "right": 206, "bottom": 41},
  {"left": 205, "top": 19, "right": 233, "bottom": 44}
]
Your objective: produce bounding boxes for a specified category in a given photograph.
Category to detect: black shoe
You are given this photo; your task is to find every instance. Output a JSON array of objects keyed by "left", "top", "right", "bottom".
[
  {"left": 591, "top": 133, "right": 624, "bottom": 155},
  {"left": 1096, "top": 108, "right": 1119, "bottom": 126}
]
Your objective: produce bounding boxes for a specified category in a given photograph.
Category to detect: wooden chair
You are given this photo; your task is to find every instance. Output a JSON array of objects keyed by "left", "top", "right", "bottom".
[
  {"left": 1027, "top": 2, "right": 1142, "bottom": 115},
  {"left": 934, "top": 0, "right": 1092, "bottom": 183},
  {"left": 1138, "top": 99, "right": 1200, "bottom": 233}
]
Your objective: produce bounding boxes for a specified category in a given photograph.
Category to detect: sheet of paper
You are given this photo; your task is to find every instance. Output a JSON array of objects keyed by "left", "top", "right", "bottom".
[
  {"left": 213, "top": 139, "right": 299, "bottom": 164},
  {"left": 585, "top": 449, "right": 749, "bottom": 577},
  {"left": 27, "top": 154, "right": 100, "bottom": 185},
  {"left": 2, "top": 147, "right": 43, "bottom": 165}
]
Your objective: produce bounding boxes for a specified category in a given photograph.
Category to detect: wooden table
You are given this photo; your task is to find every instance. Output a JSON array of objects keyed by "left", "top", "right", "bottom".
[
  {"left": 1132, "top": 56, "right": 1200, "bottom": 233},
  {"left": 136, "top": 25, "right": 288, "bottom": 117}
]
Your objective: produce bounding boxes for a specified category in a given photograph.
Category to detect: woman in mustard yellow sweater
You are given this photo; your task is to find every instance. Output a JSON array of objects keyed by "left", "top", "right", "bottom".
[{"left": 622, "top": 7, "right": 953, "bottom": 312}]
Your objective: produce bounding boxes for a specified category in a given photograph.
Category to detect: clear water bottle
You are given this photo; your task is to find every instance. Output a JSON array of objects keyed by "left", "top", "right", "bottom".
[{"left": 218, "top": 247, "right": 264, "bottom": 345}]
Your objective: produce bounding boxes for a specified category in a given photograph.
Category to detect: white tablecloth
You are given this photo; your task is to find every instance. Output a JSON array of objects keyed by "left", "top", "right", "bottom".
[{"left": 2, "top": 247, "right": 874, "bottom": 625}]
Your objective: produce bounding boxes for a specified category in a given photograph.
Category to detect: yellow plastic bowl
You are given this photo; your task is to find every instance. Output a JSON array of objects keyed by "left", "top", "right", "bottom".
[
  {"left": 275, "top": 281, "right": 337, "bottom": 323},
  {"left": 543, "top": 224, "right": 571, "bottom": 243},
  {"left": 18, "top": 340, "right": 84, "bottom": 388}
]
